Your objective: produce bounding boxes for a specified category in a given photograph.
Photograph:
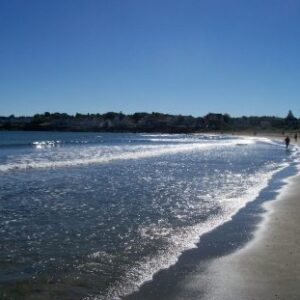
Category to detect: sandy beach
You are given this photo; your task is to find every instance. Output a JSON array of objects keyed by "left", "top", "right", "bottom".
[
  {"left": 198, "top": 169, "right": 300, "bottom": 300},
  {"left": 177, "top": 138, "right": 300, "bottom": 300}
]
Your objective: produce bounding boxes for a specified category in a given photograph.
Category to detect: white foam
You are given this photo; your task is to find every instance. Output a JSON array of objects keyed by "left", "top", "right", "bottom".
[
  {"left": 0, "top": 138, "right": 254, "bottom": 172},
  {"left": 85, "top": 163, "right": 289, "bottom": 300}
]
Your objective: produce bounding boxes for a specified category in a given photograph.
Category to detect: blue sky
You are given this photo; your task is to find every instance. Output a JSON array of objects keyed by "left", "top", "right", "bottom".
[{"left": 1, "top": 0, "right": 300, "bottom": 117}]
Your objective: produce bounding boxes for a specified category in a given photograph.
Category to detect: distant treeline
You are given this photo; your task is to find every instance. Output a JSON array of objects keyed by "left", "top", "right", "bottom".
[{"left": 0, "top": 110, "right": 299, "bottom": 133}]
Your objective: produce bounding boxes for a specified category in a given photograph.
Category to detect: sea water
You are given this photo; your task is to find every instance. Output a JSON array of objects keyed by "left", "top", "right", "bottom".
[{"left": 0, "top": 131, "right": 298, "bottom": 299}]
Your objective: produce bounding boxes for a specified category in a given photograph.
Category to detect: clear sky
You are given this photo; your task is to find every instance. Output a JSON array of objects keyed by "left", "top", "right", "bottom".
[{"left": 1, "top": 0, "right": 300, "bottom": 117}]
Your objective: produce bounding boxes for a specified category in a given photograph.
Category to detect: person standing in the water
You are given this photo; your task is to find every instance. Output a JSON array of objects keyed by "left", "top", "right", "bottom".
[
  {"left": 285, "top": 136, "right": 290, "bottom": 149},
  {"left": 294, "top": 133, "right": 298, "bottom": 143}
]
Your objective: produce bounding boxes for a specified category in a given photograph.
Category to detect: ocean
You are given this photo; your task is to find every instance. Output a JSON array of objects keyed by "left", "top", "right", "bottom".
[{"left": 0, "top": 131, "right": 298, "bottom": 299}]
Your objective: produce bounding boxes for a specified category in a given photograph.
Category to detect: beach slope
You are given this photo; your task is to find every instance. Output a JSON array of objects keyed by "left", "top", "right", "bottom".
[{"left": 199, "top": 172, "right": 300, "bottom": 300}]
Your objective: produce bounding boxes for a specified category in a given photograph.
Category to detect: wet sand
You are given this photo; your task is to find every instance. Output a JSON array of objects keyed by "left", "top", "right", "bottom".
[{"left": 198, "top": 170, "right": 300, "bottom": 300}]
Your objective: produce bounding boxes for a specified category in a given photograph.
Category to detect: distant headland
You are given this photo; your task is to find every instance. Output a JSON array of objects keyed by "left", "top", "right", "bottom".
[{"left": 0, "top": 110, "right": 299, "bottom": 133}]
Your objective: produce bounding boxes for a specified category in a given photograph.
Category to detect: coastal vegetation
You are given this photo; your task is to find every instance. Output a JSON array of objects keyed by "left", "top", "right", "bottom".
[{"left": 0, "top": 111, "right": 299, "bottom": 133}]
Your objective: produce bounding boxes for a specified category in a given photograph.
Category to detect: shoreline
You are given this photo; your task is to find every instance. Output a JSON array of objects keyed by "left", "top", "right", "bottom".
[
  {"left": 1, "top": 133, "right": 298, "bottom": 299},
  {"left": 200, "top": 168, "right": 300, "bottom": 300},
  {"left": 124, "top": 138, "right": 300, "bottom": 300}
]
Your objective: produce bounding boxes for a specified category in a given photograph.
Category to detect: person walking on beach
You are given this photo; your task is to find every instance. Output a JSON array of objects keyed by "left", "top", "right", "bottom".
[
  {"left": 285, "top": 136, "right": 290, "bottom": 149},
  {"left": 294, "top": 133, "right": 298, "bottom": 143}
]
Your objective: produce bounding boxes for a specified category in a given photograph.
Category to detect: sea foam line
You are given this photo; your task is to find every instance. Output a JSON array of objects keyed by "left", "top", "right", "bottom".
[
  {"left": 85, "top": 162, "right": 289, "bottom": 300},
  {"left": 0, "top": 139, "right": 254, "bottom": 172}
]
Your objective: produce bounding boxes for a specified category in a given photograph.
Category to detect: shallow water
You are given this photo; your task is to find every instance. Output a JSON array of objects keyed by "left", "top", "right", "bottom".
[{"left": 0, "top": 132, "right": 297, "bottom": 299}]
